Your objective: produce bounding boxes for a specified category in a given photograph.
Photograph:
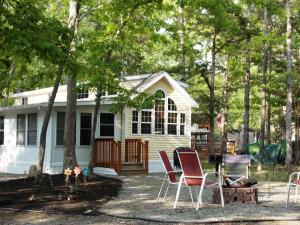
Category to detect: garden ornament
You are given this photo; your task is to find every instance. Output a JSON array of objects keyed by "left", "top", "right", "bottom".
[
  {"left": 82, "top": 168, "right": 90, "bottom": 185},
  {"left": 74, "top": 166, "right": 81, "bottom": 177},
  {"left": 64, "top": 168, "right": 72, "bottom": 187}
]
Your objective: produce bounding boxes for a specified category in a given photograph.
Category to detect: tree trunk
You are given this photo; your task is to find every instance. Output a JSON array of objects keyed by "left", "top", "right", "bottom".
[
  {"left": 258, "top": 6, "right": 268, "bottom": 171},
  {"left": 63, "top": 0, "right": 80, "bottom": 169},
  {"left": 88, "top": 84, "right": 102, "bottom": 173},
  {"left": 295, "top": 49, "right": 300, "bottom": 164},
  {"left": 285, "top": 0, "right": 293, "bottom": 165},
  {"left": 37, "top": 66, "right": 63, "bottom": 172},
  {"left": 242, "top": 42, "right": 251, "bottom": 153},
  {"left": 295, "top": 103, "right": 300, "bottom": 164},
  {"left": 266, "top": 47, "right": 272, "bottom": 144},
  {"left": 1, "top": 62, "right": 16, "bottom": 106},
  {"left": 209, "top": 32, "right": 216, "bottom": 158},
  {"left": 220, "top": 58, "right": 228, "bottom": 154}
]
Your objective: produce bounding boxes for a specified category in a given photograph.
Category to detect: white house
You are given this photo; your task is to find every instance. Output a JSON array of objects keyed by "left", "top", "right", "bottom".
[{"left": 0, "top": 71, "right": 198, "bottom": 174}]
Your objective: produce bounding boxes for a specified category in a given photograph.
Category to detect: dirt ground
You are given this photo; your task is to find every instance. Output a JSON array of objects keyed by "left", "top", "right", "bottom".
[{"left": 0, "top": 174, "right": 122, "bottom": 214}]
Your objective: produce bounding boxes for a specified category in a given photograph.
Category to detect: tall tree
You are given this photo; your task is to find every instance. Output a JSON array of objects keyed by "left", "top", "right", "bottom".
[
  {"left": 258, "top": 4, "right": 269, "bottom": 171},
  {"left": 285, "top": 0, "right": 293, "bottom": 165},
  {"left": 63, "top": 0, "right": 81, "bottom": 169}
]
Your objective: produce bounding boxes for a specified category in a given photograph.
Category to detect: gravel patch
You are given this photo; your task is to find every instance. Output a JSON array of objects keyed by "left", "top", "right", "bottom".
[{"left": 99, "top": 173, "right": 300, "bottom": 223}]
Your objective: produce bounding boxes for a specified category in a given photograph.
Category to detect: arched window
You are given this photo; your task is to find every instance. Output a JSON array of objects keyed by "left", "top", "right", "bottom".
[
  {"left": 168, "top": 98, "right": 177, "bottom": 111},
  {"left": 155, "top": 90, "right": 165, "bottom": 134}
]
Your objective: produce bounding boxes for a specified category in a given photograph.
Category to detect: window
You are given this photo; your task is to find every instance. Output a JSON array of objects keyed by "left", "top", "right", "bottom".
[
  {"left": 80, "top": 113, "right": 92, "bottom": 145},
  {"left": 56, "top": 112, "right": 65, "bottom": 145},
  {"left": 167, "top": 98, "right": 177, "bottom": 135},
  {"left": 168, "top": 98, "right": 177, "bottom": 111},
  {"left": 141, "top": 111, "right": 151, "bottom": 134},
  {"left": 77, "top": 86, "right": 89, "bottom": 99},
  {"left": 155, "top": 90, "right": 165, "bottom": 134},
  {"left": 22, "top": 97, "right": 28, "bottom": 105},
  {"left": 132, "top": 110, "right": 138, "bottom": 134},
  {"left": 168, "top": 113, "right": 177, "bottom": 135},
  {"left": 100, "top": 113, "right": 114, "bottom": 136},
  {"left": 180, "top": 113, "right": 185, "bottom": 135},
  {"left": 16, "top": 114, "right": 25, "bottom": 145},
  {"left": 27, "top": 113, "right": 37, "bottom": 145},
  {"left": 0, "top": 116, "right": 4, "bottom": 145}
]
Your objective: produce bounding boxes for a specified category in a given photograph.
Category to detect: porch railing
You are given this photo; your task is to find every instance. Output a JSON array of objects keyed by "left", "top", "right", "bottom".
[
  {"left": 125, "top": 139, "right": 149, "bottom": 173},
  {"left": 93, "top": 138, "right": 121, "bottom": 174}
]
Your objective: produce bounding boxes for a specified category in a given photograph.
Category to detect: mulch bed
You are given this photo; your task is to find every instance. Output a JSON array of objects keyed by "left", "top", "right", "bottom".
[{"left": 0, "top": 174, "right": 122, "bottom": 215}]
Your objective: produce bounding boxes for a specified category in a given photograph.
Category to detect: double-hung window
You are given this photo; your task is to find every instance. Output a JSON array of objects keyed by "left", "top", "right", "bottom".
[
  {"left": 16, "top": 114, "right": 26, "bottom": 145},
  {"left": 180, "top": 113, "right": 185, "bottom": 135},
  {"left": 80, "top": 113, "right": 92, "bottom": 145},
  {"left": 141, "top": 111, "right": 151, "bottom": 134},
  {"left": 155, "top": 90, "right": 165, "bottom": 135},
  {"left": 167, "top": 98, "right": 177, "bottom": 135},
  {"left": 56, "top": 112, "right": 65, "bottom": 145},
  {"left": 132, "top": 111, "right": 138, "bottom": 134},
  {"left": 27, "top": 113, "right": 37, "bottom": 145},
  {"left": 100, "top": 113, "right": 114, "bottom": 137},
  {"left": 0, "top": 116, "right": 4, "bottom": 145},
  {"left": 77, "top": 86, "right": 89, "bottom": 99}
]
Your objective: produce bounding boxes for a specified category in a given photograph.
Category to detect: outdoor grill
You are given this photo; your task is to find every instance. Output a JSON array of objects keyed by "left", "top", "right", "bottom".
[{"left": 173, "top": 146, "right": 193, "bottom": 169}]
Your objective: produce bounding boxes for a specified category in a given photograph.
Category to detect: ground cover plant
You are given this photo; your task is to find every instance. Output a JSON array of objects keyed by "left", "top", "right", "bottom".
[{"left": 0, "top": 174, "right": 122, "bottom": 214}]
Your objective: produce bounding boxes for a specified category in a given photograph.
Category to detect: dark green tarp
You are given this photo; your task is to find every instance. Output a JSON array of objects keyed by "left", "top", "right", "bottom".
[{"left": 246, "top": 140, "right": 286, "bottom": 164}]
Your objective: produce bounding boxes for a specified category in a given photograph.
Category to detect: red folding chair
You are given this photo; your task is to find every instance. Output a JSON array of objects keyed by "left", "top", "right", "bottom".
[
  {"left": 157, "top": 151, "right": 193, "bottom": 203},
  {"left": 174, "top": 150, "right": 224, "bottom": 210},
  {"left": 286, "top": 171, "right": 300, "bottom": 208}
]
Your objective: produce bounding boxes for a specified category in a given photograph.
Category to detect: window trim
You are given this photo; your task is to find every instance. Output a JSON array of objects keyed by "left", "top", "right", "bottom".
[
  {"left": 56, "top": 111, "right": 65, "bottom": 146},
  {"left": 80, "top": 113, "right": 92, "bottom": 146},
  {"left": 130, "top": 90, "right": 187, "bottom": 137},
  {"left": 99, "top": 113, "right": 115, "bottom": 137},
  {"left": 180, "top": 113, "right": 185, "bottom": 135},
  {"left": 27, "top": 113, "right": 37, "bottom": 146},
  {"left": 16, "top": 114, "right": 26, "bottom": 146},
  {"left": 77, "top": 86, "right": 89, "bottom": 99},
  {"left": 141, "top": 110, "right": 152, "bottom": 134},
  {"left": 154, "top": 90, "right": 166, "bottom": 135},
  {"left": 132, "top": 110, "right": 139, "bottom": 135}
]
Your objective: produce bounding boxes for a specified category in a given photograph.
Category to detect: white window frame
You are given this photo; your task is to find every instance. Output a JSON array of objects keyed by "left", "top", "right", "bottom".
[
  {"left": 141, "top": 110, "right": 152, "bottom": 134},
  {"left": 130, "top": 90, "right": 187, "bottom": 137},
  {"left": 132, "top": 110, "right": 139, "bottom": 135},
  {"left": 27, "top": 113, "right": 37, "bottom": 146},
  {"left": 99, "top": 113, "right": 115, "bottom": 137},
  {"left": 16, "top": 114, "right": 26, "bottom": 146},
  {"left": 80, "top": 113, "right": 92, "bottom": 146},
  {"left": 56, "top": 111, "right": 65, "bottom": 146},
  {"left": 180, "top": 113, "right": 186, "bottom": 135}
]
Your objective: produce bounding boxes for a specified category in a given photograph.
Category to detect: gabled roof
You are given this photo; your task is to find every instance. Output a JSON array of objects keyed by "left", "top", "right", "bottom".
[
  {"left": 131, "top": 71, "right": 199, "bottom": 108},
  {"left": 3, "top": 71, "right": 198, "bottom": 109}
]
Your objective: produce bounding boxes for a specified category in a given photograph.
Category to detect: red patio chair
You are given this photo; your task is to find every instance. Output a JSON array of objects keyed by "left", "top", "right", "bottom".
[
  {"left": 286, "top": 171, "right": 300, "bottom": 208},
  {"left": 174, "top": 150, "right": 224, "bottom": 210},
  {"left": 157, "top": 151, "right": 193, "bottom": 203}
]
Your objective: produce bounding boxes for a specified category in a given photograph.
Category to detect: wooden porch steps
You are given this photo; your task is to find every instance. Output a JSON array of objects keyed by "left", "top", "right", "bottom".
[{"left": 120, "top": 162, "right": 147, "bottom": 176}]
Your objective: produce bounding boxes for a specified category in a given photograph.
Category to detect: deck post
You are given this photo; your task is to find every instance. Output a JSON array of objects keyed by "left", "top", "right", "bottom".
[{"left": 144, "top": 140, "right": 149, "bottom": 173}]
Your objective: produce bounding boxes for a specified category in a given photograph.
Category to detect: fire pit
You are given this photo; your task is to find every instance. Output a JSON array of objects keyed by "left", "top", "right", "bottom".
[{"left": 213, "top": 186, "right": 258, "bottom": 204}]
